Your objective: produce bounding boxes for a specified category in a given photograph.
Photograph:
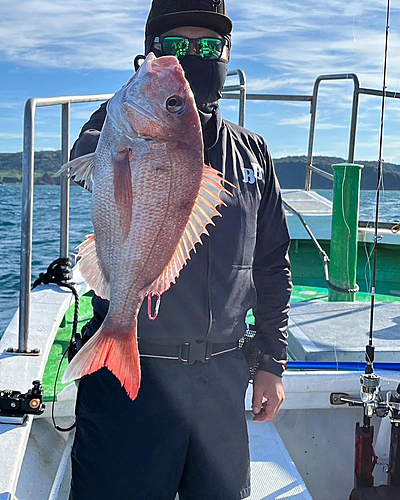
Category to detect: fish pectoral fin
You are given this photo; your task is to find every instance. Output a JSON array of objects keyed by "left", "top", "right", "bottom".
[
  {"left": 77, "top": 234, "right": 110, "bottom": 300},
  {"left": 62, "top": 321, "right": 141, "bottom": 401},
  {"left": 112, "top": 149, "right": 133, "bottom": 241},
  {"left": 148, "top": 164, "right": 234, "bottom": 296},
  {"left": 57, "top": 153, "right": 95, "bottom": 191}
]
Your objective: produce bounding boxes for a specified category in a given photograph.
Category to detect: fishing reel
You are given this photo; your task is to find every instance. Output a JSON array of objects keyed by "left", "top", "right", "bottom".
[
  {"left": 331, "top": 367, "right": 400, "bottom": 496},
  {"left": 331, "top": 372, "right": 389, "bottom": 417},
  {"left": 0, "top": 380, "right": 45, "bottom": 425}
]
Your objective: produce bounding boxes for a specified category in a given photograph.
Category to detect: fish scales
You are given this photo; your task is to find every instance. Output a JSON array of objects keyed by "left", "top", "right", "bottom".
[{"left": 59, "top": 53, "right": 232, "bottom": 400}]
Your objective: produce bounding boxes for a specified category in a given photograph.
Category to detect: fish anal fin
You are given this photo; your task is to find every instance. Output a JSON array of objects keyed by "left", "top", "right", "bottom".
[
  {"left": 148, "top": 164, "right": 234, "bottom": 296},
  {"left": 57, "top": 153, "right": 95, "bottom": 191},
  {"left": 77, "top": 234, "right": 110, "bottom": 300},
  {"left": 62, "top": 319, "right": 141, "bottom": 400},
  {"left": 113, "top": 149, "right": 133, "bottom": 241}
]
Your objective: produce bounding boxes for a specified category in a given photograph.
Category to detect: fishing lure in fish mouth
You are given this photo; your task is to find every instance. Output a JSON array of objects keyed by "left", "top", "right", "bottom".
[{"left": 58, "top": 52, "right": 234, "bottom": 400}]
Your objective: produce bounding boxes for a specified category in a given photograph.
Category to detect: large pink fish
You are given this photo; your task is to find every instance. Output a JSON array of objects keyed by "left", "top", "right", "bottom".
[{"left": 60, "top": 53, "right": 231, "bottom": 400}]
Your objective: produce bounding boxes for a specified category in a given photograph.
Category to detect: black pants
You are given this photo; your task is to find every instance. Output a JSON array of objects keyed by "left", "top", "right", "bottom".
[{"left": 69, "top": 348, "right": 251, "bottom": 500}]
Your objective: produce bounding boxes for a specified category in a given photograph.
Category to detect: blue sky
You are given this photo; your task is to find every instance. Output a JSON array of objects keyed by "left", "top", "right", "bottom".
[{"left": 1, "top": 0, "right": 400, "bottom": 163}]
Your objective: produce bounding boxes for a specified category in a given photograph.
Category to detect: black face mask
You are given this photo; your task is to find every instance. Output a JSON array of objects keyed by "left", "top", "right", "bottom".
[{"left": 179, "top": 56, "right": 228, "bottom": 114}]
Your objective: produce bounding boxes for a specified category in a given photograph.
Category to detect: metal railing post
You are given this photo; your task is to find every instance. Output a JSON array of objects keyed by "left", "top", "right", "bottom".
[
  {"left": 348, "top": 82, "right": 361, "bottom": 164},
  {"left": 305, "top": 74, "right": 361, "bottom": 191},
  {"left": 60, "top": 103, "right": 70, "bottom": 258},
  {"left": 237, "top": 69, "right": 246, "bottom": 128},
  {"left": 18, "top": 98, "right": 36, "bottom": 352},
  {"left": 224, "top": 69, "right": 247, "bottom": 127},
  {"left": 305, "top": 80, "right": 320, "bottom": 191}
]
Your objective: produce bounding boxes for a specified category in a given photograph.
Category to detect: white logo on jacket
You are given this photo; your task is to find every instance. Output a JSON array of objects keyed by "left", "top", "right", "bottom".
[{"left": 242, "top": 163, "right": 263, "bottom": 184}]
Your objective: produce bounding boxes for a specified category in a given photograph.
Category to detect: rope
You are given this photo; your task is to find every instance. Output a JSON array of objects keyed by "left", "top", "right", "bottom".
[
  {"left": 32, "top": 257, "right": 78, "bottom": 432},
  {"left": 283, "top": 199, "right": 359, "bottom": 294},
  {"left": 32, "top": 257, "right": 72, "bottom": 290},
  {"left": 391, "top": 222, "right": 400, "bottom": 234}
]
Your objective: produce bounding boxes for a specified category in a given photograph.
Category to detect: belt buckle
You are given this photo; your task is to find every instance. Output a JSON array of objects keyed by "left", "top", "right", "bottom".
[{"left": 179, "top": 341, "right": 212, "bottom": 365}]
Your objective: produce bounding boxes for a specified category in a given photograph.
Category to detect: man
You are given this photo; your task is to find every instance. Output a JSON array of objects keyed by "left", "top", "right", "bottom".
[{"left": 69, "top": 1, "right": 292, "bottom": 499}]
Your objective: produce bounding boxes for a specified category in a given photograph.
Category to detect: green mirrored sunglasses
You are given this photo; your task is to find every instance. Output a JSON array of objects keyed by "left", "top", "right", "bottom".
[{"left": 153, "top": 36, "right": 226, "bottom": 60}]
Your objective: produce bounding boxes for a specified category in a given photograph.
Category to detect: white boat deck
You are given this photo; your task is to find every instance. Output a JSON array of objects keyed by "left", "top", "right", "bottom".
[
  {"left": 3, "top": 279, "right": 400, "bottom": 500},
  {"left": 282, "top": 189, "right": 400, "bottom": 245},
  {"left": 288, "top": 299, "right": 400, "bottom": 362},
  {"left": 0, "top": 272, "right": 88, "bottom": 500},
  {"left": 282, "top": 190, "right": 332, "bottom": 241},
  {"left": 247, "top": 416, "right": 312, "bottom": 499},
  {"left": 0, "top": 279, "right": 312, "bottom": 500}
]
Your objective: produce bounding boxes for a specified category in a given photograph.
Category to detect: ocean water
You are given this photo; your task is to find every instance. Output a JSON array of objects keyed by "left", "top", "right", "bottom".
[
  {"left": 0, "top": 185, "right": 93, "bottom": 337},
  {"left": 0, "top": 186, "right": 399, "bottom": 337}
]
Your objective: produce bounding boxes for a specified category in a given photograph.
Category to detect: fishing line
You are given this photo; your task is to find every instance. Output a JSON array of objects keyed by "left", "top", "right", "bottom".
[{"left": 363, "top": 239, "right": 374, "bottom": 294}]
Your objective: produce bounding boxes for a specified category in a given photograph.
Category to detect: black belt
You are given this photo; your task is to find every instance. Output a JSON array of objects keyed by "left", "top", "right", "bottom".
[{"left": 138, "top": 339, "right": 238, "bottom": 365}]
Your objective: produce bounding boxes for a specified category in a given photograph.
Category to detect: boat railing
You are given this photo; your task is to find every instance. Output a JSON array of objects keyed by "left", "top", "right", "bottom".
[
  {"left": 17, "top": 69, "right": 400, "bottom": 353},
  {"left": 225, "top": 72, "right": 400, "bottom": 191},
  {"left": 20, "top": 94, "right": 113, "bottom": 353}
]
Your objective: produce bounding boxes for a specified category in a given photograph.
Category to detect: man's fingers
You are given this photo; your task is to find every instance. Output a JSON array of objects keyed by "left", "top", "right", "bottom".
[
  {"left": 253, "top": 398, "right": 281, "bottom": 422},
  {"left": 252, "top": 385, "right": 265, "bottom": 415},
  {"left": 252, "top": 370, "right": 285, "bottom": 421}
]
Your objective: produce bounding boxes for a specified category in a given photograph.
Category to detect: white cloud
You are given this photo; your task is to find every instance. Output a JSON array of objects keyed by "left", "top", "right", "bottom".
[
  {"left": 0, "top": 132, "right": 22, "bottom": 139},
  {"left": 2, "top": 1, "right": 400, "bottom": 90},
  {"left": 220, "top": 104, "right": 239, "bottom": 112},
  {"left": 278, "top": 115, "right": 310, "bottom": 127},
  {"left": 246, "top": 77, "right": 310, "bottom": 93},
  {"left": 35, "top": 132, "right": 63, "bottom": 138},
  {"left": 1, "top": 1, "right": 399, "bottom": 162},
  {"left": 278, "top": 114, "right": 347, "bottom": 130},
  {"left": 229, "top": 1, "right": 400, "bottom": 90},
  {"left": 0, "top": 101, "right": 23, "bottom": 109},
  {"left": 0, "top": 1, "right": 148, "bottom": 70}
]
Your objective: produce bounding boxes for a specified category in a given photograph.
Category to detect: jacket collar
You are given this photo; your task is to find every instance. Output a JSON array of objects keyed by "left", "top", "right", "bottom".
[{"left": 200, "top": 106, "right": 223, "bottom": 151}]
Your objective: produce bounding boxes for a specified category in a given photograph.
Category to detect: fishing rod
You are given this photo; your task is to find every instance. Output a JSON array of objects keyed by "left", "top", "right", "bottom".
[
  {"left": 349, "top": 2, "right": 392, "bottom": 490},
  {"left": 332, "top": 2, "right": 400, "bottom": 497},
  {"left": 366, "top": 0, "right": 391, "bottom": 378}
]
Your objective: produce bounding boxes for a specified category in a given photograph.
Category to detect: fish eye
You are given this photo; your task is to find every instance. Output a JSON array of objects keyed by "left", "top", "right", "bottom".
[{"left": 166, "top": 95, "right": 185, "bottom": 113}]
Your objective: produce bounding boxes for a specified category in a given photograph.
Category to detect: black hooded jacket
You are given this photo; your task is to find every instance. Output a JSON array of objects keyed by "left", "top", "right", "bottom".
[{"left": 71, "top": 103, "right": 292, "bottom": 377}]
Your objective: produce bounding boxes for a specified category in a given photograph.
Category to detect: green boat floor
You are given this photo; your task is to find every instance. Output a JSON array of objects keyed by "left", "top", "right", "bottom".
[
  {"left": 44, "top": 286, "right": 400, "bottom": 401},
  {"left": 291, "top": 285, "right": 400, "bottom": 303},
  {"left": 42, "top": 294, "right": 94, "bottom": 402},
  {"left": 246, "top": 285, "right": 399, "bottom": 326}
]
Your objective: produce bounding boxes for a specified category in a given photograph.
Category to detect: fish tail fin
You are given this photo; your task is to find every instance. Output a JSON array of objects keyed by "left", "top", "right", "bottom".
[{"left": 62, "top": 320, "right": 140, "bottom": 400}]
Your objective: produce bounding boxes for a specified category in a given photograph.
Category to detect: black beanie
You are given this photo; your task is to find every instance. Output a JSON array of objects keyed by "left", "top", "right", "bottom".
[{"left": 145, "top": 0, "right": 232, "bottom": 42}]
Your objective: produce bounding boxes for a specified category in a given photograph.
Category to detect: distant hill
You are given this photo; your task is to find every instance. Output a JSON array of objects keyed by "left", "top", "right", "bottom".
[
  {"left": 273, "top": 155, "right": 400, "bottom": 190},
  {"left": 1, "top": 150, "right": 399, "bottom": 189},
  {"left": 0, "top": 150, "right": 62, "bottom": 185}
]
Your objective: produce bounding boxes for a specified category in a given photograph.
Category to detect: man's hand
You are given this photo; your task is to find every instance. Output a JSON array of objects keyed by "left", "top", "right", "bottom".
[{"left": 252, "top": 370, "right": 285, "bottom": 422}]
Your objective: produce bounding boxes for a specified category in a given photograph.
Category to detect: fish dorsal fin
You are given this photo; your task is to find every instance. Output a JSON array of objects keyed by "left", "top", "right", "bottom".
[
  {"left": 148, "top": 165, "right": 233, "bottom": 296},
  {"left": 57, "top": 153, "right": 95, "bottom": 191},
  {"left": 77, "top": 234, "right": 110, "bottom": 300}
]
